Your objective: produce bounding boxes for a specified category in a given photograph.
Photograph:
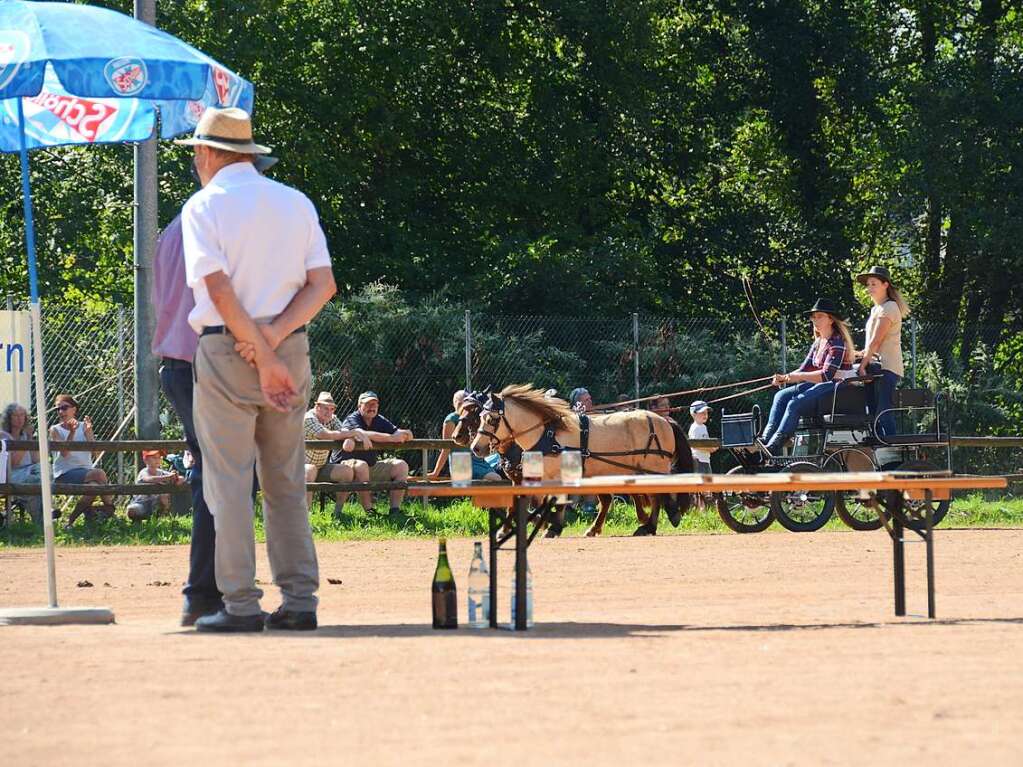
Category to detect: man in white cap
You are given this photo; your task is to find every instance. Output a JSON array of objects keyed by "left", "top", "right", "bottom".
[{"left": 178, "top": 107, "right": 336, "bottom": 632}]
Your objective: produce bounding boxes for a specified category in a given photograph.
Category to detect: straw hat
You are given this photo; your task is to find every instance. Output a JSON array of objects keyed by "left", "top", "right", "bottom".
[
  {"left": 174, "top": 107, "right": 271, "bottom": 155},
  {"left": 315, "top": 391, "right": 336, "bottom": 407}
]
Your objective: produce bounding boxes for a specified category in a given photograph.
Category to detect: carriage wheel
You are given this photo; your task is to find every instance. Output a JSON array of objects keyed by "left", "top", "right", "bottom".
[
  {"left": 876, "top": 460, "right": 951, "bottom": 531},
  {"left": 823, "top": 448, "right": 883, "bottom": 531},
  {"left": 716, "top": 466, "right": 774, "bottom": 533},
  {"left": 770, "top": 462, "right": 835, "bottom": 532}
]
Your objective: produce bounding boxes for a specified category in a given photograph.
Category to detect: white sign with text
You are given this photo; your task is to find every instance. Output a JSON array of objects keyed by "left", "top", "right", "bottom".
[{"left": 0, "top": 310, "right": 31, "bottom": 409}]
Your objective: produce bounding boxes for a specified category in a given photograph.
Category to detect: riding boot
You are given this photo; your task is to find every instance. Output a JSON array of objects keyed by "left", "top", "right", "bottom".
[{"left": 764, "top": 435, "right": 788, "bottom": 457}]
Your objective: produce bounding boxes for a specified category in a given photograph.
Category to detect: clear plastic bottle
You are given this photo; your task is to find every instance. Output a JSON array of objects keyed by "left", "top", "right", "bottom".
[
  {"left": 509, "top": 560, "right": 534, "bottom": 628},
  {"left": 466, "top": 541, "right": 490, "bottom": 628}
]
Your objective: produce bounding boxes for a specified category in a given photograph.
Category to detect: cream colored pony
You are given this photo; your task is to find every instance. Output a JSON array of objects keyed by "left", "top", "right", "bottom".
[{"left": 469, "top": 384, "right": 692, "bottom": 535}]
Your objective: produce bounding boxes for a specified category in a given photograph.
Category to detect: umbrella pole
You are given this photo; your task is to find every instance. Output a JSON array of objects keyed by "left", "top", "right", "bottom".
[
  {"left": 0, "top": 102, "right": 113, "bottom": 626},
  {"left": 16, "top": 101, "right": 58, "bottom": 608}
]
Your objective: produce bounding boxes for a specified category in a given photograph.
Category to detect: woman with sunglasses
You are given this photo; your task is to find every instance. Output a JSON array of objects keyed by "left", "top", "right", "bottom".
[{"left": 49, "top": 394, "right": 116, "bottom": 526}]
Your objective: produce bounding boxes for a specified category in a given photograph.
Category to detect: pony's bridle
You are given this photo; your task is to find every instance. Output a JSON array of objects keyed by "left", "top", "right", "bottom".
[{"left": 475, "top": 395, "right": 546, "bottom": 452}]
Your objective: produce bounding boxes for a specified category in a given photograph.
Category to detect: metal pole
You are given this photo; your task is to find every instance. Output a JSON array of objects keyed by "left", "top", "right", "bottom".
[
  {"left": 911, "top": 317, "right": 918, "bottom": 387},
  {"left": 133, "top": 0, "right": 159, "bottom": 441},
  {"left": 464, "top": 309, "right": 472, "bottom": 391},
  {"left": 117, "top": 307, "right": 126, "bottom": 484},
  {"left": 514, "top": 496, "right": 528, "bottom": 630},
  {"left": 18, "top": 101, "right": 57, "bottom": 607},
  {"left": 892, "top": 502, "right": 906, "bottom": 617},
  {"left": 780, "top": 318, "right": 787, "bottom": 371},
  {"left": 488, "top": 507, "right": 498, "bottom": 629},
  {"left": 632, "top": 313, "right": 640, "bottom": 402}
]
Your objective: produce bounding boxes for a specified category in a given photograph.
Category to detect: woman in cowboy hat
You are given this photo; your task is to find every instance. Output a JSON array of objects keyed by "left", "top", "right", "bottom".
[
  {"left": 758, "top": 298, "right": 856, "bottom": 455},
  {"left": 855, "top": 266, "right": 911, "bottom": 437}
]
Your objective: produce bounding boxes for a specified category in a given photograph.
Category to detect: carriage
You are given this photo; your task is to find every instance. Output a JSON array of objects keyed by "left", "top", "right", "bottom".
[{"left": 714, "top": 378, "right": 952, "bottom": 533}]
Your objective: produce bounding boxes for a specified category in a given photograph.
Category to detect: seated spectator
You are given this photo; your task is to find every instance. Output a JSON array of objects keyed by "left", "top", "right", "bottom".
[
  {"left": 336, "top": 391, "right": 413, "bottom": 514},
  {"left": 2, "top": 402, "right": 43, "bottom": 524},
  {"left": 567, "top": 387, "right": 596, "bottom": 514},
  {"left": 651, "top": 396, "right": 677, "bottom": 424},
  {"left": 127, "top": 450, "right": 185, "bottom": 521},
  {"left": 303, "top": 391, "right": 373, "bottom": 512},
  {"left": 569, "top": 387, "right": 593, "bottom": 414},
  {"left": 49, "top": 394, "right": 115, "bottom": 527},
  {"left": 428, "top": 390, "right": 502, "bottom": 482}
]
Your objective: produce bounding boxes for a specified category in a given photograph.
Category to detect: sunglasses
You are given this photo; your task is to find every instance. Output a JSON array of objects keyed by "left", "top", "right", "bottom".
[{"left": 57, "top": 404, "right": 73, "bottom": 411}]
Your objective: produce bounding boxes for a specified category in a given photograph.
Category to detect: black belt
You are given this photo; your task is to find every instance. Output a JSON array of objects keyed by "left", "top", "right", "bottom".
[
  {"left": 201, "top": 324, "right": 306, "bottom": 337},
  {"left": 161, "top": 357, "right": 192, "bottom": 370}
]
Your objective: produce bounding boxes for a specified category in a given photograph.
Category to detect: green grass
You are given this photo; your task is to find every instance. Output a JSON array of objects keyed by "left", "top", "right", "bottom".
[{"left": 2, "top": 493, "right": 1022, "bottom": 547}]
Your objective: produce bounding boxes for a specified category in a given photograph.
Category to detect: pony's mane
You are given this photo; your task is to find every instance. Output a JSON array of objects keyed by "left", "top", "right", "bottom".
[{"left": 499, "top": 384, "right": 574, "bottom": 424}]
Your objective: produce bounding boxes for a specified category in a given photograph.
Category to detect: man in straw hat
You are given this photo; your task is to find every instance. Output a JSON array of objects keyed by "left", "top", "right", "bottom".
[
  {"left": 153, "top": 141, "right": 279, "bottom": 627},
  {"left": 303, "top": 391, "right": 374, "bottom": 512},
  {"left": 177, "top": 107, "right": 336, "bottom": 632}
]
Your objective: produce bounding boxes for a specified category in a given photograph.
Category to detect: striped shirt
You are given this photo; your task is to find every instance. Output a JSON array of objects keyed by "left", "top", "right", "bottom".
[
  {"left": 798, "top": 333, "right": 851, "bottom": 382},
  {"left": 304, "top": 410, "right": 344, "bottom": 467}
]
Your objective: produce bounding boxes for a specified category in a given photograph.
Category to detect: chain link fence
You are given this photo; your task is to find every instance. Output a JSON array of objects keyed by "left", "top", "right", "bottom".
[{"left": 10, "top": 297, "right": 1019, "bottom": 478}]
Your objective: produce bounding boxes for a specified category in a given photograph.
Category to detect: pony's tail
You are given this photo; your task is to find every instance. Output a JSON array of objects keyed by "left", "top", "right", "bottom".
[{"left": 669, "top": 419, "right": 693, "bottom": 518}]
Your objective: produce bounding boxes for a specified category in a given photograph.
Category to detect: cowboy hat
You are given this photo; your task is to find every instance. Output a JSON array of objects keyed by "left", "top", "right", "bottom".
[
  {"left": 315, "top": 391, "right": 336, "bottom": 407},
  {"left": 856, "top": 265, "right": 895, "bottom": 287},
  {"left": 174, "top": 107, "right": 271, "bottom": 155},
  {"left": 805, "top": 298, "right": 844, "bottom": 320}
]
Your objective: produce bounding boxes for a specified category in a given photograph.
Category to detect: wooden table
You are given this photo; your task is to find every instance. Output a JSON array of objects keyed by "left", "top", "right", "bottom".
[{"left": 410, "top": 472, "right": 1007, "bottom": 629}]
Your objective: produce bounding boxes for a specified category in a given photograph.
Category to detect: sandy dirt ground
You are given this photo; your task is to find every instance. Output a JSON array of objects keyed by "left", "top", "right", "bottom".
[{"left": 2, "top": 530, "right": 1022, "bottom": 766}]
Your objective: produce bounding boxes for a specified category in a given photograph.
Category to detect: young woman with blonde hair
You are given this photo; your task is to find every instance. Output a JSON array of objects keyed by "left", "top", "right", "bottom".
[
  {"left": 855, "top": 266, "right": 910, "bottom": 437},
  {"left": 758, "top": 298, "right": 855, "bottom": 455}
]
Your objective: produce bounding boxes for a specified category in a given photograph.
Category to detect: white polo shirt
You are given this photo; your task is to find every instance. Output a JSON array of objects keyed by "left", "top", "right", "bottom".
[{"left": 181, "top": 162, "right": 331, "bottom": 333}]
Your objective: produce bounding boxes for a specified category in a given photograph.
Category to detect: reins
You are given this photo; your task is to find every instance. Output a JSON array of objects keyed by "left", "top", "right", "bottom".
[
  {"left": 660, "top": 381, "right": 777, "bottom": 414},
  {"left": 591, "top": 375, "right": 773, "bottom": 412}
]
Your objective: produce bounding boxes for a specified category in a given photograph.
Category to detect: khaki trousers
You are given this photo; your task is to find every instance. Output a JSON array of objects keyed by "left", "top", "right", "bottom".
[{"left": 194, "top": 332, "right": 318, "bottom": 616}]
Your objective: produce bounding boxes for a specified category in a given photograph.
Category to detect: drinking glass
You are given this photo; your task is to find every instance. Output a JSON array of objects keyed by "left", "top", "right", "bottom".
[
  {"left": 522, "top": 451, "right": 544, "bottom": 486},
  {"left": 450, "top": 452, "right": 473, "bottom": 487},
  {"left": 560, "top": 450, "right": 583, "bottom": 485}
]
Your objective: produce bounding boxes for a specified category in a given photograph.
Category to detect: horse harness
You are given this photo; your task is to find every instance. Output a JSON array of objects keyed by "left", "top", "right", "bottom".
[{"left": 476, "top": 395, "right": 675, "bottom": 475}]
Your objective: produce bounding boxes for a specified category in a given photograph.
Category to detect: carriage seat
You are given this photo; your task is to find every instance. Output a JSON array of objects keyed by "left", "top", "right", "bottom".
[
  {"left": 798, "top": 382, "right": 870, "bottom": 429},
  {"left": 875, "top": 389, "right": 947, "bottom": 445}
]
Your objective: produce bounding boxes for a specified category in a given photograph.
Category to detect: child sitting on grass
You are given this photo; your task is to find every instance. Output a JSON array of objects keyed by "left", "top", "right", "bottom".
[{"left": 126, "top": 450, "right": 185, "bottom": 521}]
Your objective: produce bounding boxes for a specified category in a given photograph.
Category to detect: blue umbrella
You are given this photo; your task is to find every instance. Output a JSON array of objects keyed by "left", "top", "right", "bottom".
[{"left": 0, "top": 0, "right": 255, "bottom": 612}]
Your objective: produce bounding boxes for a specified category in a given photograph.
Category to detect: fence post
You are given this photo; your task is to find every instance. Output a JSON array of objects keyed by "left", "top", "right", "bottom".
[
  {"left": 5, "top": 295, "right": 11, "bottom": 311},
  {"left": 464, "top": 309, "right": 472, "bottom": 391},
  {"left": 117, "top": 307, "right": 126, "bottom": 484},
  {"left": 632, "top": 313, "right": 640, "bottom": 400},
  {"left": 780, "top": 318, "right": 787, "bottom": 371},
  {"left": 132, "top": 0, "right": 159, "bottom": 442},
  {"left": 911, "top": 317, "right": 918, "bottom": 387}
]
